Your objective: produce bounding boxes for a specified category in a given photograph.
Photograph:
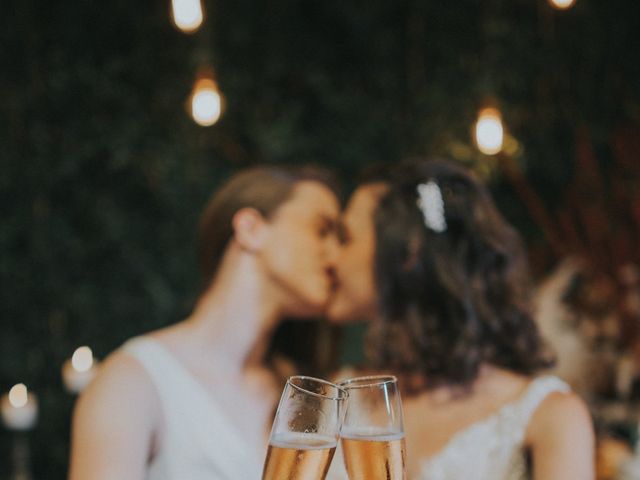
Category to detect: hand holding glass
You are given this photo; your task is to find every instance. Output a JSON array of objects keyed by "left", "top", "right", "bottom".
[
  {"left": 339, "top": 375, "right": 406, "bottom": 480},
  {"left": 262, "top": 376, "right": 348, "bottom": 480}
]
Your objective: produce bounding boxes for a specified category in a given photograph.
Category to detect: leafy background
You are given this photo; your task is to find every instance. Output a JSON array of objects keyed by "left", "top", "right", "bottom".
[{"left": 1, "top": 0, "right": 639, "bottom": 477}]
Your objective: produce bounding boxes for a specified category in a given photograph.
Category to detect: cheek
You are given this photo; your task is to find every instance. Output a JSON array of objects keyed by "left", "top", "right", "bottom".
[
  {"left": 351, "top": 250, "right": 376, "bottom": 295},
  {"left": 346, "top": 244, "right": 370, "bottom": 273},
  {"left": 265, "top": 232, "right": 323, "bottom": 281},
  {"left": 336, "top": 251, "right": 362, "bottom": 292}
]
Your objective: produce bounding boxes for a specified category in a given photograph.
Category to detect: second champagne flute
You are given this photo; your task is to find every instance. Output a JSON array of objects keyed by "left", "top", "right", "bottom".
[
  {"left": 339, "top": 375, "right": 406, "bottom": 480},
  {"left": 262, "top": 376, "right": 348, "bottom": 480}
]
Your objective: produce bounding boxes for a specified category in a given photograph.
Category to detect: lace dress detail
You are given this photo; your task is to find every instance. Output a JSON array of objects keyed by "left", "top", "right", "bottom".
[
  {"left": 415, "top": 375, "right": 570, "bottom": 480},
  {"left": 326, "top": 375, "right": 569, "bottom": 480}
]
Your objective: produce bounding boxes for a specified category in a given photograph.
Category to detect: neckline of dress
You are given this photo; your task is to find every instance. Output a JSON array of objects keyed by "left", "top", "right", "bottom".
[
  {"left": 138, "top": 336, "right": 257, "bottom": 454},
  {"left": 418, "top": 375, "right": 554, "bottom": 466}
]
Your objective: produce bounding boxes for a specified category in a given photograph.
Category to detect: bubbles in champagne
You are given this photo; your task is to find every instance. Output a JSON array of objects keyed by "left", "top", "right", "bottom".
[
  {"left": 341, "top": 433, "right": 406, "bottom": 480},
  {"left": 262, "top": 432, "right": 338, "bottom": 480}
]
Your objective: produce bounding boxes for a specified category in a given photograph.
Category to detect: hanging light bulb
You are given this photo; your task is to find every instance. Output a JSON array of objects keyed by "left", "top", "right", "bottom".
[
  {"left": 549, "top": 0, "right": 576, "bottom": 10},
  {"left": 190, "top": 77, "right": 223, "bottom": 127},
  {"left": 171, "top": 0, "right": 204, "bottom": 33},
  {"left": 475, "top": 107, "right": 504, "bottom": 155}
]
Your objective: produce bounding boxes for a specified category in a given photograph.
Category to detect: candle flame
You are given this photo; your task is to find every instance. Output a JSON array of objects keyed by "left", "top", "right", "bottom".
[
  {"left": 72, "top": 346, "right": 94, "bottom": 372},
  {"left": 475, "top": 108, "right": 504, "bottom": 155},
  {"left": 8, "top": 384, "right": 28, "bottom": 408},
  {"left": 171, "top": 0, "right": 204, "bottom": 33}
]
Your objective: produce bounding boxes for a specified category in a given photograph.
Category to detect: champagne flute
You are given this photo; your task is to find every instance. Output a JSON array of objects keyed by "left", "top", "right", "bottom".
[
  {"left": 262, "top": 376, "right": 348, "bottom": 480},
  {"left": 338, "top": 375, "right": 406, "bottom": 479}
]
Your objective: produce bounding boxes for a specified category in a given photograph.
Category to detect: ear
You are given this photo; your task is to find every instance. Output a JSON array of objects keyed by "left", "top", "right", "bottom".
[{"left": 231, "top": 207, "right": 270, "bottom": 252}]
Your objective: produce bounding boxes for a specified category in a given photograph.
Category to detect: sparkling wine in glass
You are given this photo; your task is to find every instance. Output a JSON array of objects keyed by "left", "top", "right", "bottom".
[
  {"left": 338, "top": 375, "right": 406, "bottom": 480},
  {"left": 262, "top": 376, "right": 348, "bottom": 480}
]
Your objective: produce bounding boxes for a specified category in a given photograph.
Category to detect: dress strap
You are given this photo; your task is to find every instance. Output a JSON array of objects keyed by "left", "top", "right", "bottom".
[
  {"left": 510, "top": 375, "right": 571, "bottom": 437},
  {"left": 120, "top": 336, "right": 263, "bottom": 479},
  {"left": 121, "top": 337, "right": 181, "bottom": 397},
  {"left": 120, "top": 336, "right": 212, "bottom": 417},
  {"left": 120, "top": 336, "right": 235, "bottom": 433}
]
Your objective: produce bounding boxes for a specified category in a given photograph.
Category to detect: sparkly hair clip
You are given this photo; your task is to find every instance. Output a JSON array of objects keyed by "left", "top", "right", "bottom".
[{"left": 416, "top": 181, "right": 447, "bottom": 233}]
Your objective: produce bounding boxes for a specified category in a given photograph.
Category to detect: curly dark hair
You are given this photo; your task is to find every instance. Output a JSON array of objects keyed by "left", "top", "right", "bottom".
[{"left": 368, "top": 159, "right": 554, "bottom": 390}]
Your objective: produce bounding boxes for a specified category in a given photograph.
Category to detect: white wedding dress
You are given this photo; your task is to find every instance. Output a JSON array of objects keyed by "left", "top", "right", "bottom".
[
  {"left": 122, "top": 337, "right": 264, "bottom": 480},
  {"left": 327, "top": 375, "right": 569, "bottom": 480}
]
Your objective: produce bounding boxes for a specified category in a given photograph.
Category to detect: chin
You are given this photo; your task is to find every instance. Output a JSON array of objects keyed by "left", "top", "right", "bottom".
[
  {"left": 327, "top": 295, "right": 375, "bottom": 324},
  {"left": 288, "top": 292, "right": 330, "bottom": 318},
  {"left": 326, "top": 301, "right": 356, "bottom": 324}
]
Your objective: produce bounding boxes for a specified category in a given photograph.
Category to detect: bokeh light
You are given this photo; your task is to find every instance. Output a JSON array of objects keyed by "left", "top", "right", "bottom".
[
  {"left": 171, "top": 0, "right": 204, "bottom": 33},
  {"left": 549, "top": 0, "right": 577, "bottom": 10},
  {"left": 8, "top": 384, "right": 28, "bottom": 408},
  {"left": 475, "top": 108, "right": 504, "bottom": 155},
  {"left": 71, "top": 346, "right": 94, "bottom": 372},
  {"left": 191, "top": 78, "right": 222, "bottom": 126}
]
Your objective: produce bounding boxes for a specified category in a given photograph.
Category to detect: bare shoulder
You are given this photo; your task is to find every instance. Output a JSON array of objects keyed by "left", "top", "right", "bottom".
[
  {"left": 73, "top": 348, "right": 159, "bottom": 430},
  {"left": 69, "top": 348, "right": 161, "bottom": 480},
  {"left": 525, "top": 387, "right": 595, "bottom": 479},
  {"left": 527, "top": 388, "right": 593, "bottom": 441},
  {"left": 82, "top": 348, "right": 156, "bottom": 398}
]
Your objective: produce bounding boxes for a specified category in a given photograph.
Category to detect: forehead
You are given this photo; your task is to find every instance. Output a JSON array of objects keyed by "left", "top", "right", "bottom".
[
  {"left": 275, "top": 180, "right": 340, "bottom": 219},
  {"left": 343, "top": 183, "right": 388, "bottom": 228}
]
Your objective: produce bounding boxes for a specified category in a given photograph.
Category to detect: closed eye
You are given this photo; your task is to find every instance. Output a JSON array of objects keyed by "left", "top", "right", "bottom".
[{"left": 317, "top": 216, "right": 337, "bottom": 238}]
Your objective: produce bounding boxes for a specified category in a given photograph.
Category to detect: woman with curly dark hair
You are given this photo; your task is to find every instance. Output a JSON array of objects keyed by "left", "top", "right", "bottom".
[{"left": 327, "top": 159, "right": 594, "bottom": 479}]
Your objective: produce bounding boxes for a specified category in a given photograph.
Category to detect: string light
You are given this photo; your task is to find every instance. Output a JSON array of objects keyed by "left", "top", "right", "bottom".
[
  {"left": 171, "top": 0, "right": 204, "bottom": 33},
  {"left": 549, "top": 0, "right": 576, "bottom": 10},
  {"left": 190, "top": 77, "right": 223, "bottom": 127},
  {"left": 475, "top": 107, "right": 504, "bottom": 155}
]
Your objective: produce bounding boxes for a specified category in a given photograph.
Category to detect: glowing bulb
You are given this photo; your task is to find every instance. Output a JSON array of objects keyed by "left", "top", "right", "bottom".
[
  {"left": 475, "top": 108, "right": 504, "bottom": 155},
  {"left": 8, "top": 384, "right": 28, "bottom": 408},
  {"left": 72, "top": 346, "right": 94, "bottom": 373},
  {"left": 191, "top": 79, "right": 222, "bottom": 126},
  {"left": 549, "top": 0, "right": 576, "bottom": 9},
  {"left": 171, "top": 0, "right": 204, "bottom": 33}
]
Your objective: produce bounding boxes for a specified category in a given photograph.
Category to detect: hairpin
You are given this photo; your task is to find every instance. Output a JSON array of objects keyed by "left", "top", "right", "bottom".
[{"left": 416, "top": 181, "right": 447, "bottom": 233}]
